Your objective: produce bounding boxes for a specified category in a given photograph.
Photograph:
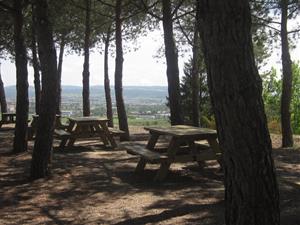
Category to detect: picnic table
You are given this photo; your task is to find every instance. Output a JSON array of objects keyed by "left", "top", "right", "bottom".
[
  {"left": 57, "top": 117, "right": 119, "bottom": 149},
  {"left": 28, "top": 114, "right": 66, "bottom": 139},
  {"left": 0, "top": 112, "right": 16, "bottom": 128},
  {"left": 124, "top": 125, "right": 222, "bottom": 181}
]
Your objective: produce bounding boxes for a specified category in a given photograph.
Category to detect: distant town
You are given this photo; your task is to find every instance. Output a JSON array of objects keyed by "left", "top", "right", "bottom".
[{"left": 5, "top": 85, "right": 170, "bottom": 124}]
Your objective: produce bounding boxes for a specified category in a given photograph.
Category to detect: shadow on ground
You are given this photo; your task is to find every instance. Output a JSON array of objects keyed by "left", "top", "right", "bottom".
[{"left": 0, "top": 129, "right": 299, "bottom": 225}]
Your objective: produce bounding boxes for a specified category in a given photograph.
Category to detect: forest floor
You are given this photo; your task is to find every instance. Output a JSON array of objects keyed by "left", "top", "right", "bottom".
[{"left": 0, "top": 125, "right": 299, "bottom": 225}]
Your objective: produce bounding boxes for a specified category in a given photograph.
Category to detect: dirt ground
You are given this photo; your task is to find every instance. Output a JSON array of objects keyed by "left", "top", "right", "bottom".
[{"left": 0, "top": 126, "right": 299, "bottom": 225}]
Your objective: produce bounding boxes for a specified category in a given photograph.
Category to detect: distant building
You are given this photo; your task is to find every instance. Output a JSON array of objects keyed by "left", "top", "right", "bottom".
[{"left": 61, "top": 111, "right": 73, "bottom": 117}]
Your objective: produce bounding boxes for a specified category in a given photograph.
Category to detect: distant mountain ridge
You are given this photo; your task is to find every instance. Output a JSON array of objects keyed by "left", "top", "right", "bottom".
[{"left": 4, "top": 85, "right": 168, "bottom": 102}]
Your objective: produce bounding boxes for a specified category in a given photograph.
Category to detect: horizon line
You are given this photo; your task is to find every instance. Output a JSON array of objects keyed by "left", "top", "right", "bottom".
[{"left": 4, "top": 84, "right": 168, "bottom": 88}]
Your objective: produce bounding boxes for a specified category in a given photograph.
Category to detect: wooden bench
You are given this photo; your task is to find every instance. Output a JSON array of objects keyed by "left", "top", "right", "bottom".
[
  {"left": 54, "top": 129, "right": 71, "bottom": 139},
  {"left": 121, "top": 142, "right": 167, "bottom": 164},
  {"left": 108, "top": 127, "right": 125, "bottom": 136},
  {"left": 122, "top": 140, "right": 222, "bottom": 181}
]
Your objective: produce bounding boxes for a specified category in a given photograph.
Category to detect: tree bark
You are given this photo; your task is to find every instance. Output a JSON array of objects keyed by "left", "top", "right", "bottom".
[
  {"left": 104, "top": 28, "right": 114, "bottom": 127},
  {"left": 0, "top": 62, "right": 8, "bottom": 114},
  {"left": 198, "top": 1, "right": 280, "bottom": 224},
  {"left": 31, "top": 7, "right": 41, "bottom": 115},
  {"left": 115, "top": 0, "right": 129, "bottom": 141},
  {"left": 162, "top": 0, "right": 182, "bottom": 125},
  {"left": 12, "top": 0, "right": 29, "bottom": 153},
  {"left": 280, "top": 0, "right": 293, "bottom": 147},
  {"left": 82, "top": 0, "right": 91, "bottom": 117},
  {"left": 57, "top": 34, "right": 66, "bottom": 115},
  {"left": 30, "top": 0, "right": 58, "bottom": 179},
  {"left": 191, "top": 6, "right": 200, "bottom": 127}
]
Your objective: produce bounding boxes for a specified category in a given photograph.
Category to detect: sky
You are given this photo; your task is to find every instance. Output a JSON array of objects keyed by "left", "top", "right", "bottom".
[
  {"left": 0, "top": 30, "right": 179, "bottom": 87},
  {"left": 1, "top": 29, "right": 300, "bottom": 87}
]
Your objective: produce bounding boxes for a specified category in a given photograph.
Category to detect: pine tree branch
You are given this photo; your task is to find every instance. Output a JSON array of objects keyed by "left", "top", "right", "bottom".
[
  {"left": 172, "top": 9, "right": 195, "bottom": 21},
  {"left": 175, "top": 17, "right": 193, "bottom": 46},
  {"left": 287, "top": 5, "right": 299, "bottom": 17},
  {"left": 253, "top": 22, "right": 281, "bottom": 33},
  {"left": 139, "top": 0, "right": 162, "bottom": 20},
  {"left": 69, "top": 0, "right": 114, "bottom": 20},
  {"left": 171, "top": 0, "right": 185, "bottom": 17},
  {"left": 288, "top": 28, "right": 300, "bottom": 34},
  {"left": 252, "top": 14, "right": 281, "bottom": 25},
  {"left": 95, "top": 0, "right": 114, "bottom": 8}
]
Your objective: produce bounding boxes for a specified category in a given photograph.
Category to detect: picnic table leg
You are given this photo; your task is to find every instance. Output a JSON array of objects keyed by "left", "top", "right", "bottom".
[
  {"left": 153, "top": 137, "right": 179, "bottom": 181},
  {"left": 146, "top": 133, "right": 159, "bottom": 150},
  {"left": 94, "top": 124, "right": 109, "bottom": 145},
  {"left": 135, "top": 158, "right": 147, "bottom": 173},
  {"left": 59, "top": 138, "right": 68, "bottom": 149},
  {"left": 67, "top": 136, "right": 76, "bottom": 147},
  {"left": 188, "top": 140, "right": 206, "bottom": 168},
  {"left": 154, "top": 162, "right": 171, "bottom": 182},
  {"left": 207, "top": 138, "right": 223, "bottom": 169},
  {"left": 66, "top": 121, "right": 77, "bottom": 147},
  {"left": 98, "top": 122, "right": 117, "bottom": 148},
  {"left": 9, "top": 115, "right": 14, "bottom": 122}
]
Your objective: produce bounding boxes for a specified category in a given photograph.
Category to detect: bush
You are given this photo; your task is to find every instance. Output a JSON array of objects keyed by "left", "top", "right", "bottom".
[{"left": 201, "top": 116, "right": 216, "bottom": 129}]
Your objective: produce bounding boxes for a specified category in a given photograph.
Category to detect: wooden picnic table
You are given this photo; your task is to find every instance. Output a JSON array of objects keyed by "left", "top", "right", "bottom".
[
  {"left": 0, "top": 112, "right": 16, "bottom": 128},
  {"left": 124, "top": 125, "right": 222, "bottom": 181},
  {"left": 28, "top": 114, "right": 65, "bottom": 139},
  {"left": 58, "top": 116, "right": 117, "bottom": 149}
]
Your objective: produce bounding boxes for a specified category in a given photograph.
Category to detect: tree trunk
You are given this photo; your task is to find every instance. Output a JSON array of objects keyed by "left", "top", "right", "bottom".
[
  {"left": 162, "top": 0, "right": 182, "bottom": 125},
  {"left": 280, "top": 0, "right": 293, "bottom": 147},
  {"left": 0, "top": 62, "right": 8, "bottom": 114},
  {"left": 104, "top": 29, "right": 114, "bottom": 127},
  {"left": 30, "top": 0, "right": 58, "bottom": 179},
  {"left": 31, "top": 8, "right": 41, "bottom": 115},
  {"left": 12, "top": 0, "right": 29, "bottom": 153},
  {"left": 82, "top": 0, "right": 91, "bottom": 117},
  {"left": 115, "top": 0, "right": 129, "bottom": 141},
  {"left": 57, "top": 34, "right": 66, "bottom": 115},
  {"left": 191, "top": 7, "right": 200, "bottom": 127},
  {"left": 198, "top": 1, "right": 280, "bottom": 225}
]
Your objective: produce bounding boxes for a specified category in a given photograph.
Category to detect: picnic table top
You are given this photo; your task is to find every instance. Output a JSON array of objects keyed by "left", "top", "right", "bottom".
[
  {"left": 144, "top": 125, "right": 217, "bottom": 138},
  {"left": 2, "top": 112, "right": 16, "bottom": 116},
  {"left": 32, "top": 114, "right": 61, "bottom": 118},
  {"left": 68, "top": 117, "right": 109, "bottom": 123}
]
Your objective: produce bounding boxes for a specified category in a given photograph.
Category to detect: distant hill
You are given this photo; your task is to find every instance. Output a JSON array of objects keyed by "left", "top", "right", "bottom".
[{"left": 4, "top": 85, "right": 168, "bottom": 104}]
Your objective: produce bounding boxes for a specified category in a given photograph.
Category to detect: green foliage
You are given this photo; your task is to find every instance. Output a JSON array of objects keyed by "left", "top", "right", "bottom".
[
  {"left": 0, "top": 2, "right": 14, "bottom": 58},
  {"left": 200, "top": 115, "right": 215, "bottom": 129},
  {"left": 291, "top": 62, "right": 300, "bottom": 134},
  {"left": 250, "top": 1, "right": 273, "bottom": 68},
  {"left": 261, "top": 62, "right": 300, "bottom": 134},
  {"left": 261, "top": 67, "right": 281, "bottom": 120},
  {"left": 180, "top": 57, "right": 212, "bottom": 125}
]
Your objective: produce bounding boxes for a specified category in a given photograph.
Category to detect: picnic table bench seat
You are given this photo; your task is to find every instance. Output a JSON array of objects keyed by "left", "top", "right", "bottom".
[
  {"left": 108, "top": 127, "right": 125, "bottom": 136},
  {"left": 123, "top": 142, "right": 220, "bottom": 163},
  {"left": 125, "top": 125, "right": 222, "bottom": 181},
  {"left": 54, "top": 129, "right": 71, "bottom": 138},
  {"left": 121, "top": 142, "right": 168, "bottom": 163}
]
